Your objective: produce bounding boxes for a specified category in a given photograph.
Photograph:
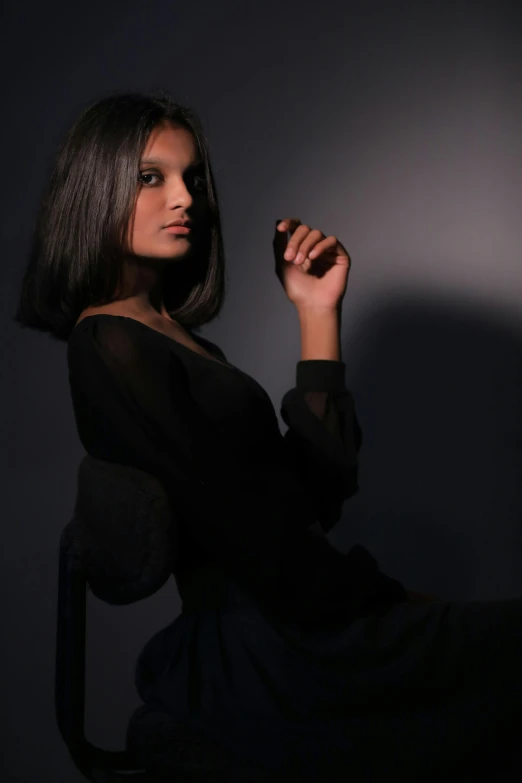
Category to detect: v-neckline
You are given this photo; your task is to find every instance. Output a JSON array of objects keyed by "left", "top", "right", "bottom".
[{"left": 72, "top": 313, "right": 237, "bottom": 371}]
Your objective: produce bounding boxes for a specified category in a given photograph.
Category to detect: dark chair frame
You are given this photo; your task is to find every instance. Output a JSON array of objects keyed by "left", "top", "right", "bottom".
[
  {"left": 54, "top": 455, "right": 268, "bottom": 783},
  {"left": 55, "top": 518, "right": 151, "bottom": 782}
]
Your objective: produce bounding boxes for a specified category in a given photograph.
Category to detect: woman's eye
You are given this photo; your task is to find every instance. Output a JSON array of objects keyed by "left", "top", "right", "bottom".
[
  {"left": 137, "top": 171, "right": 207, "bottom": 190},
  {"left": 138, "top": 172, "right": 160, "bottom": 186}
]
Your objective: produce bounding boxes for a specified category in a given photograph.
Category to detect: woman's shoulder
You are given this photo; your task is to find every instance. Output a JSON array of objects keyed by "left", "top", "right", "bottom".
[
  {"left": 68, "top": 308, "right": 155, "bottom": 363},
  {"left": 74, "top": 303, "right": 131, "bottom": 327},
  {"left": 69, "top": 308, "right": 228, "bottom": 367}
]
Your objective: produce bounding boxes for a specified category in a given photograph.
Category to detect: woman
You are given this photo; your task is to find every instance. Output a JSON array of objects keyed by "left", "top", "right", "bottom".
[{"left": 14, "top": 90, "right": 522, "bottom": 781}]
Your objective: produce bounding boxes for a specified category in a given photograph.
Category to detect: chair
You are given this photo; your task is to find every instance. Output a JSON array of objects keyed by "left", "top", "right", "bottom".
[
  {"left": 55, "top": 519, "right": 150, "bottom": 781},
  {"left": 55, "top": 455, "right": 269, "bottom": 782}
]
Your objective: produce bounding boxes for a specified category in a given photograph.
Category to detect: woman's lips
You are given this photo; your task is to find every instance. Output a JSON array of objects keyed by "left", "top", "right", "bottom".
[{"left": 164, "top": 226, "right": 191, "bottom": 234}]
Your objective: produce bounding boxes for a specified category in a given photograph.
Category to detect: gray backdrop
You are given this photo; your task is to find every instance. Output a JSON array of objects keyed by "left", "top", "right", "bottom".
[{"left": 1, "top": 0, "right": 521, "bottom": 780}]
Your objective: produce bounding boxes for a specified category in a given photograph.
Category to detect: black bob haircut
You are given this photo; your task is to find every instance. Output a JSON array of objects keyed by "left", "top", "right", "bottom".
[{"left": 12, "top": 89, "right": 227, "bottom": 342}]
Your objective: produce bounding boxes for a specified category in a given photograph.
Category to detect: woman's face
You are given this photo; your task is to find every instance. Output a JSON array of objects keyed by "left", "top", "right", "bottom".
[{"left": 127, "top": 120, "right": 209, "bottom": 261}]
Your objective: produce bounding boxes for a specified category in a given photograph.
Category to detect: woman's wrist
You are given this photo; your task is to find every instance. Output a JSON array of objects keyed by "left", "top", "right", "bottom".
[{"left": 296, "top": 305, "right": 342, "bottom": 362}]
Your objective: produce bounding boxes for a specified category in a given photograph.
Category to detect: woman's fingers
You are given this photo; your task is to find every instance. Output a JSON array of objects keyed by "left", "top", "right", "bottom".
[
  {"left": 283, "top": 224, "right": 312, "bottom": 260},
  {"left": 307, "top": 235, "right": 338, "bottom": 259},
  {"left": 276, "top": 218, "right": 300, "bottom": 232},
  {"left": 276, "top": 218, "right": 335, "bottom": 265},
  {"left": 293, "top": 231, "right": 338, "bottom": 264}
]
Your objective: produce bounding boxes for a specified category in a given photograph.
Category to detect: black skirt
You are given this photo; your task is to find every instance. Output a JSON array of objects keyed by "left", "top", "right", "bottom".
[{"left": 131, "top": 572, "right": 522, "bottom": 781}]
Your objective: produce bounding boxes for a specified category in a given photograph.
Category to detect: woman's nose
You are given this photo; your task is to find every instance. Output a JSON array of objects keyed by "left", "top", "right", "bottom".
[{"left": 166, "top": 178, "right": 194, "bottom": 209}]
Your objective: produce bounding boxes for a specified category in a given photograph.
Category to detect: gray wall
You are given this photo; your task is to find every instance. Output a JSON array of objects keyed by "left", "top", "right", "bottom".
[{"left": 2, "top": 0, "right": 521, "bottom": 779}]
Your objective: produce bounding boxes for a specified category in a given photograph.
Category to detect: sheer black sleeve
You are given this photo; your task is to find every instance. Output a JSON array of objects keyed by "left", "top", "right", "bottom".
[{"left": 281, "top": 360, "right": 362, "bottom": 534}]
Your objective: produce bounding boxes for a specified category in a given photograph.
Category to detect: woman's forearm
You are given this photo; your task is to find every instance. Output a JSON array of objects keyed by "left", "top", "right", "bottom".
[{"left": 297, "top": 306, "right": 342, "bottom": 362}]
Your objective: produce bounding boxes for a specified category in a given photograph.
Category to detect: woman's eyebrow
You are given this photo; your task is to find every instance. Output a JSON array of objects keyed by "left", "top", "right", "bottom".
[{"left": 139, "top": 157, "right": 203, "bottom": 168}]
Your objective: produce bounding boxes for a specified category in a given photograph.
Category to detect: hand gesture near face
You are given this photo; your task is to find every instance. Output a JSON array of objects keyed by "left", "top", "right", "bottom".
[{"left": 273, "top": 218, "right": 351, "bottom": 310}]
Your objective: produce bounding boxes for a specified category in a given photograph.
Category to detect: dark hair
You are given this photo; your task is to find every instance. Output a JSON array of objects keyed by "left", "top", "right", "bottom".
[{"left": 12, "top": 89, "right": 227, "bottom": 342}]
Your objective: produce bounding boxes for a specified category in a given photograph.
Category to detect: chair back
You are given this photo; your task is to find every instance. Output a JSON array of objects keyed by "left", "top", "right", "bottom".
[{"left": 55, "top": 454, "right": 177, "bottom": 781}]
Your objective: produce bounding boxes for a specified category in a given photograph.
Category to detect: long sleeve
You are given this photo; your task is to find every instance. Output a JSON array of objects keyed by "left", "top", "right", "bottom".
[
  {"left": 68, "top": 318, "right": 405, "bottom": 629},
  {"left": 281, "top": 360, "right": 362, "bottom": 534}
]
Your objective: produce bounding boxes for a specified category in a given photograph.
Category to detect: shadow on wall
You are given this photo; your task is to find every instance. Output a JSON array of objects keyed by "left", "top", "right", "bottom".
[{"left": 329, "top": 290, "right": 522, "bottom": 604}]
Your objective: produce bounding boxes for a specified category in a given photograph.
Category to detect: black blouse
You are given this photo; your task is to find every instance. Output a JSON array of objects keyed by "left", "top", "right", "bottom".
[{"left": 67, "top": 314, "right": 406, "bottom": 629}]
